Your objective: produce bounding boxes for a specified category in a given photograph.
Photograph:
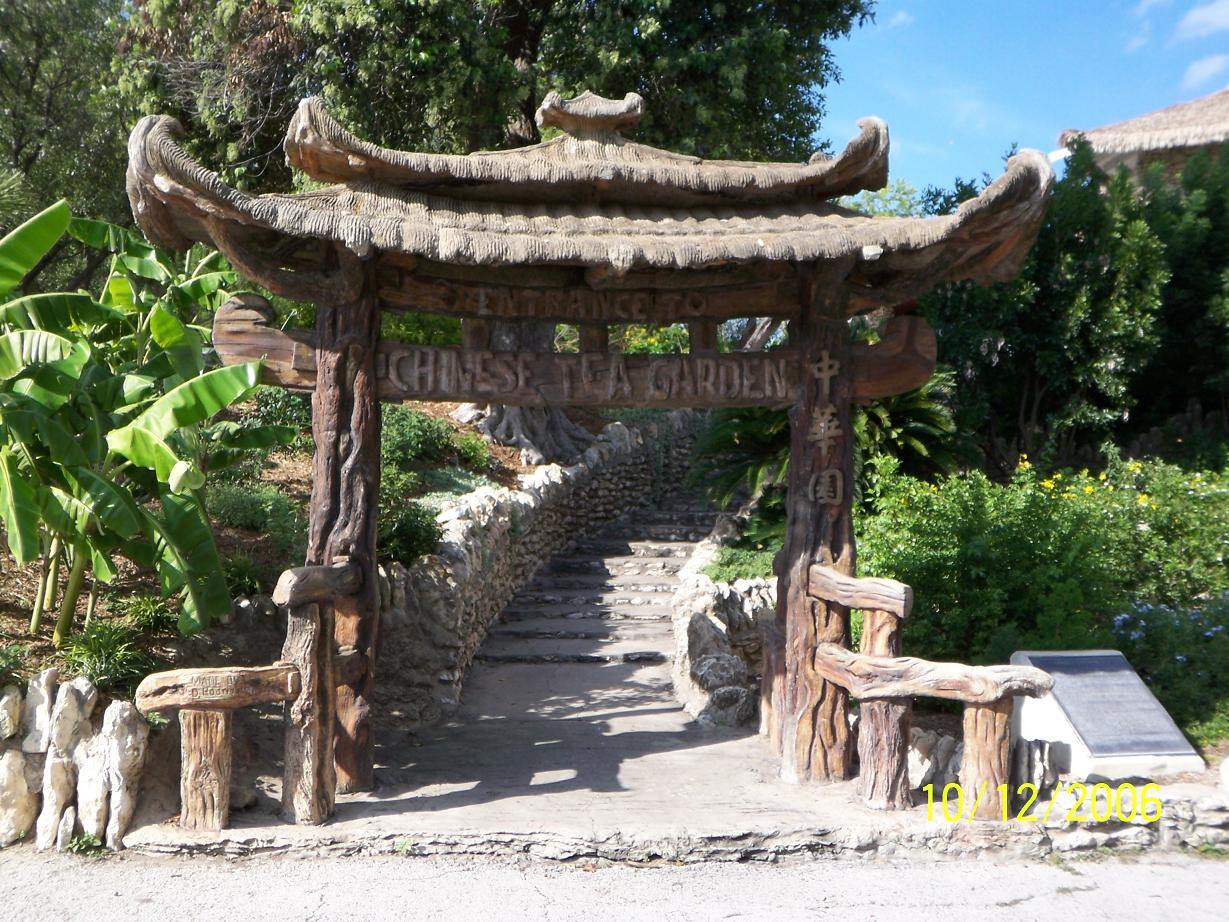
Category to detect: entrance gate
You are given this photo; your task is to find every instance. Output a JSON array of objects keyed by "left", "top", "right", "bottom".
[{"left": 128, "top": 90, "right": 1055, "bottom": 829}]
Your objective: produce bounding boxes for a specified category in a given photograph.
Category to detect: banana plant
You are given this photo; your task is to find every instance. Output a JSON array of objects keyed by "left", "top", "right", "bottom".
[{"left": 0, "top": 201, "right": 293, "bottom": 641}]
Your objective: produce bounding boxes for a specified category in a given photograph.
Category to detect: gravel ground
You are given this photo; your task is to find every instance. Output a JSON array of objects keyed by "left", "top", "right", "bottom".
[{"left": 2, "top": 850, "right": 1227, "bottom": 922}]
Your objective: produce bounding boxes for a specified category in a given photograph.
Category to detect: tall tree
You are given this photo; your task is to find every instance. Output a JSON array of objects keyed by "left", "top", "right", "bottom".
[
  {"left": 919, "top": 141, "right": 1168, "bottom": 473},
  {"left": 0, "top": 0, "right": 131, "bottom": 284},
  {"left": 117, "top": 1, "right": 875, "bottom": 459},
  {"left": 1131, "top": 146, "right": 1229, "bottom": 432}
]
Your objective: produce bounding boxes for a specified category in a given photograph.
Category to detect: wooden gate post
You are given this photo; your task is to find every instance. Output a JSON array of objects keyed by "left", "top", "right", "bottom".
[
  {"left": 856, "top": 611, "right": 912, "bottom": 809},
  {"left": 763, "top": 264, "right": 856, "bottom": 783},
  {"left": 309, "top": 256, "right": 382, "bottom": 797},
  {"left": 959, "top": 697, "right": 1013, "bottom": 819}
]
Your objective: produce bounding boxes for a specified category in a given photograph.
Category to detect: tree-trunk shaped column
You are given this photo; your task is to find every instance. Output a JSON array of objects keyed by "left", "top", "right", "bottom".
[
  {"left": 762, "top": 266, "right": 855, "bottom": 783},
  {"left": 310, "top": 259, "right": 382, "bottom": 797},
  {"left": 959, "top": 697, "right": 1013, "bottom": 820},
  {"left": 856, "top": 610, "right": 912, "bottom": 809}
]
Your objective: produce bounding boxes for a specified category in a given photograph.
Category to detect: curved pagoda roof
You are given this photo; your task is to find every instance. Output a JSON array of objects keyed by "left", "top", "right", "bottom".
[{"left": 126, "top": 90, "right": 1053, "bottom": 314}]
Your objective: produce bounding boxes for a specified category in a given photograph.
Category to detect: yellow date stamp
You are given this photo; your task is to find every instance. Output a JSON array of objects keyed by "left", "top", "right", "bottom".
[{"left": 923, "top": 781, "right": 1164, "bottom": 824}]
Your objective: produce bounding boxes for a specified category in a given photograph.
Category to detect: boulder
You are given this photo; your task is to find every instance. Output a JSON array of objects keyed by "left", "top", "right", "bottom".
[
  {"left": 103, "top": 701, "right": 149, "bottom": 850},
  {"left": 906, "top": 728, "right": 938, "bottom": 790},
  {"left": 691, "top": 653, "right": 748, "bottom": 691},
  {"left": 0, "top": 749, "right": 37, "bottom": 847},
  {"left": 55, "top": 805, "right": 76, "bottom": 851},
  {"left": 20, "top": 668, "right": 58, "bottom": 753},
  {"left": 0, "top": 685, "right": 20, "bottom": 740},
  {"left": 74, "top": 734, "right": 109, "bottom": 841},
  {"left": 1221, "top": 758, "right": 1229, "bottom": 796},
  {"left": 66, "top": 676, "right": 98, "bottom": 720},
  {"left": 34, "top": 684, "right": 84, "bottom": 850}
]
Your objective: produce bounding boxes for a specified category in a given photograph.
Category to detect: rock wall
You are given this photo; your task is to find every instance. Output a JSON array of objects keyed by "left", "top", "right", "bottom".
[
  {"left": 375, "top": 417, "right": 696, "bottom": 728},
  {"left": 670, "top": 524, "right": 774, "bottom": 728},
  {"left": 0, "top": 669, "right": 148, "bottom": 851}
]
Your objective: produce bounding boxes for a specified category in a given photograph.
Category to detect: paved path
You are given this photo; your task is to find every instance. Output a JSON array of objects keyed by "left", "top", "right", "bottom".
[{"left": 2, "top": 850, "right": 1227, "bottom": 921}]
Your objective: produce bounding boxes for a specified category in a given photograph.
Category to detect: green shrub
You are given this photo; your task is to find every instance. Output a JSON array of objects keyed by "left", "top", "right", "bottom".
[
  {"left": 222, "top": 551, "right": 263, "bottom": 596},
  {"left": 1112, "top": 596, "right": 1229, "bottom": 747},
  {"left": 207, "top": 483, "right": 306, "bottom": 558},
  {"left": 378, "top": 501, "right": 443, "bottom": 563},
  {"left": 454, "top": 431, "right": 492, "bottom": 470},
  {"left": 858, "top": 456, "right": 1229, "bottom": 666},
  {"left": 60, "top": 621, "right": 157, "bottom": 695},
  {"left": 252, "top": 386, "right": 311, "bottom": 431},
  {"left": 0, "top": 643, "right": 26, "bottom": 687},
  {"left": 110, "top": 594, "right": 177, "bottom": 634},
  {"left": 382, "top": 405, "right": 455, "bottom": 466},
  {"left": 378, "top": 466, "right": 423, "bottom": 516},
  {"left": 703, "top": 546, "right": 776, "bottom": 583}
]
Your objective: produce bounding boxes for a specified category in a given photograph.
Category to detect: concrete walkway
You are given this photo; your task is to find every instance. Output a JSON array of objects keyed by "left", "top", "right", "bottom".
[{"left": 4, "top": 851, "right": 1228, "bottom": 922}]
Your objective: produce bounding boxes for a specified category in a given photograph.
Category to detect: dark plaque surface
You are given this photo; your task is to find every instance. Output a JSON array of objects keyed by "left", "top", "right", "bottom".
[{"left": 1021, "top": 651, "right": 1197, "bottom": 758}]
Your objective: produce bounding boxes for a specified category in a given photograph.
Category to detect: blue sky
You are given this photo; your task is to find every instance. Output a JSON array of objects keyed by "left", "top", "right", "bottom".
[{"left": 821, "top": 0, "right": 1229, "bottom": 190}]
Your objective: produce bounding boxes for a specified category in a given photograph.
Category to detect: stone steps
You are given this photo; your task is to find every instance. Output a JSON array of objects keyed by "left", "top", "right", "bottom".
[
  {"left": 477, "top": 491, "right": 710, "bottom": 671},
  {"left": 507, "top": 588, "right": 674, "bottom": 607},
  {"left": 542, "top": 555, "right": 685, "bottom": 576},
  {"left": 487, "top": 617, "right": 674, "bottom": 643},
  {"left": 475, "top": 636, "right": 670, "bottom": 665},
  {"left": 525, "top": 573, "right": 680, "bottom": 591},
  {"left": 567, "top": 539, "right": 696, "bottom": 558},
  {"left": 499, "top": 603, "right": 675, "bottom": 622}
]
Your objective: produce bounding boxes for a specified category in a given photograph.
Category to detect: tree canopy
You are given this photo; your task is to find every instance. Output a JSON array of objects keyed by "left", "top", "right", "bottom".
[{"left": 116, "top": 0, "right": 874, "bottom": 191}]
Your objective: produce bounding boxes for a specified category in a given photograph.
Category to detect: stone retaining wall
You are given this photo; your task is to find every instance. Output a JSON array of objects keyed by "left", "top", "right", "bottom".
[
  {"left": 375, "top": 416, "right": 696, "bottom": 728},
  {"left": 0, "top": 670, "right": 148, "bottom": 851},
  {"left": 670, "top": 524, "right": 774, "bottom": 728}
]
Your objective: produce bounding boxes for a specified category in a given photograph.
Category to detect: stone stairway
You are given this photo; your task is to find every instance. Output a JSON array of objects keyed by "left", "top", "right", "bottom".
[{"left": 475, "top": 496, "right": 716, "bottom": 669}]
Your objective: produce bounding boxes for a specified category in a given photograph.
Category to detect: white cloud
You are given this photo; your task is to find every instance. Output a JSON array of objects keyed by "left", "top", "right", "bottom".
[
  {"left": 1132, "top": 0, "right": 1170, "bottom": 17},
  {"left": 887, "top": 10, "right": 914, "bottom": 28},
  {"left": 1183, "top": 53, "right": 1229, "bottom": 88},
  {"left": 1125, "top": 22, "right": 1151, "bottom": 52},
  {"left": 1176, "top": 0, "right": 1229, "bottom": 39}
]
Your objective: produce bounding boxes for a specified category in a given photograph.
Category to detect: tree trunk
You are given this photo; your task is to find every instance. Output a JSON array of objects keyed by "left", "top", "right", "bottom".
[
  {"left": 179, "top": 708, "right": 231, "bottom": 831},
  {"left": 959, "top": 697, "right": 1013, "bottom": 820},
  {"left": 856, "top": 610, "right": 912, "bottom": 810},
  {"left": 281, "top": 602, "right": 336, "bottom": 824},
  {"left": 308, "top": 256, "right": 381, "bottom": 797},
  {"left": 474, "top": 319, "right": 594, "bottom": 464},
  {"left": 762, "top": 264, "right": 855, "bottom": 784}
]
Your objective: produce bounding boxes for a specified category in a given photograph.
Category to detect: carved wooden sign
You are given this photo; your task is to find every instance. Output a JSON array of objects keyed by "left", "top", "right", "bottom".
[{"left": 215, "top": 298, "right": 936, "bottom": 410}]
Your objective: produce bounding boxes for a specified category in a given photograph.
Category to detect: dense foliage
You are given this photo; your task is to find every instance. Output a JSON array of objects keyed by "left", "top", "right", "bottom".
[
  {"left": 116, "top": 0, "right": 873, "bottom": 193},
  {"left": 858, "top": 457, "right": 1229, "bottom": 664},
  {"left": 0, "top": 203, "right": 291, "bottom": 639}
]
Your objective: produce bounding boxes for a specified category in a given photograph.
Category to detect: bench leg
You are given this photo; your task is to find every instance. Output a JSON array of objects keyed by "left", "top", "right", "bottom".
[{"left": 179, "top": 708, "right": 232, "bottom": 831}]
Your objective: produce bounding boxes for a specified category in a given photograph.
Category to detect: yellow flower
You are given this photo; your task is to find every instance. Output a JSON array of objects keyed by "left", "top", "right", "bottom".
[
  {"left": 1098, "top": 472, "right": 1108, "bottom": 481},
  {"left": 1128, "top": 461, "right": 1142, "bottom": 474},
  {"left": 1083, "top": 485, "right": 1095, "bottom": 494},
  {"left": 1041, "top": 479, "right": 1056, "bottom": 490},
  {"left": 1137, "top": 493, "right": 1150, "bottom": 506}
]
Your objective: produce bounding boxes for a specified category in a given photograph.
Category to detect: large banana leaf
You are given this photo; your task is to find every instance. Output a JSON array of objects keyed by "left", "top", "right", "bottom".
[
  {"left": 0, "top": 330, "right": 83, "bottom": 380},
  {"left": 148, "top": 303, "right": 203, "bottom": 378},
  {"left": 0, "top": 446, "right": 40, "bottom": 563},
  {"left": 67, "top": 217, "right": 155, "bottom": 258},
  {"left": 106, "top": 425, "right": 205, "bottom": 493},
  {"left": 64, "top": 467, "right": 143, "bottom": 539},
  {"left": 0, "top": 201, "right": 69, "bottom": 298},
  {"left": 118, "top": 362, "right": 262, "bottom": 442},
  {"left": 142, "top": 490, "right": 232, "bottom": 633},
  {"left": 0, "top": 394, "right": 88, "bottom": 466},
  {"left": 0, "top": 292, "right": 123, "bottom": 332}
]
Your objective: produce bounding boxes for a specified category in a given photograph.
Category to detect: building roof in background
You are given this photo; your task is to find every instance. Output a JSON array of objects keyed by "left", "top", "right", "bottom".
[{"left": 1060, "top": 88, "right": 1229, "bottom": 155}]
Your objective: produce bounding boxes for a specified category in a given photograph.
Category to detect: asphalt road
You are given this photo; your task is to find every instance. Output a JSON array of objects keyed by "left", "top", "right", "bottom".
[{"left": 2, "top": 849, "right": 1227, "bottom": 922}]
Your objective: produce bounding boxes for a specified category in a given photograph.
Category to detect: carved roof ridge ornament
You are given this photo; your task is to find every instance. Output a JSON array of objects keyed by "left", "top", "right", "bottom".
[{"left": 534, "top": 90, "right": 645, "bottom": 135}]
